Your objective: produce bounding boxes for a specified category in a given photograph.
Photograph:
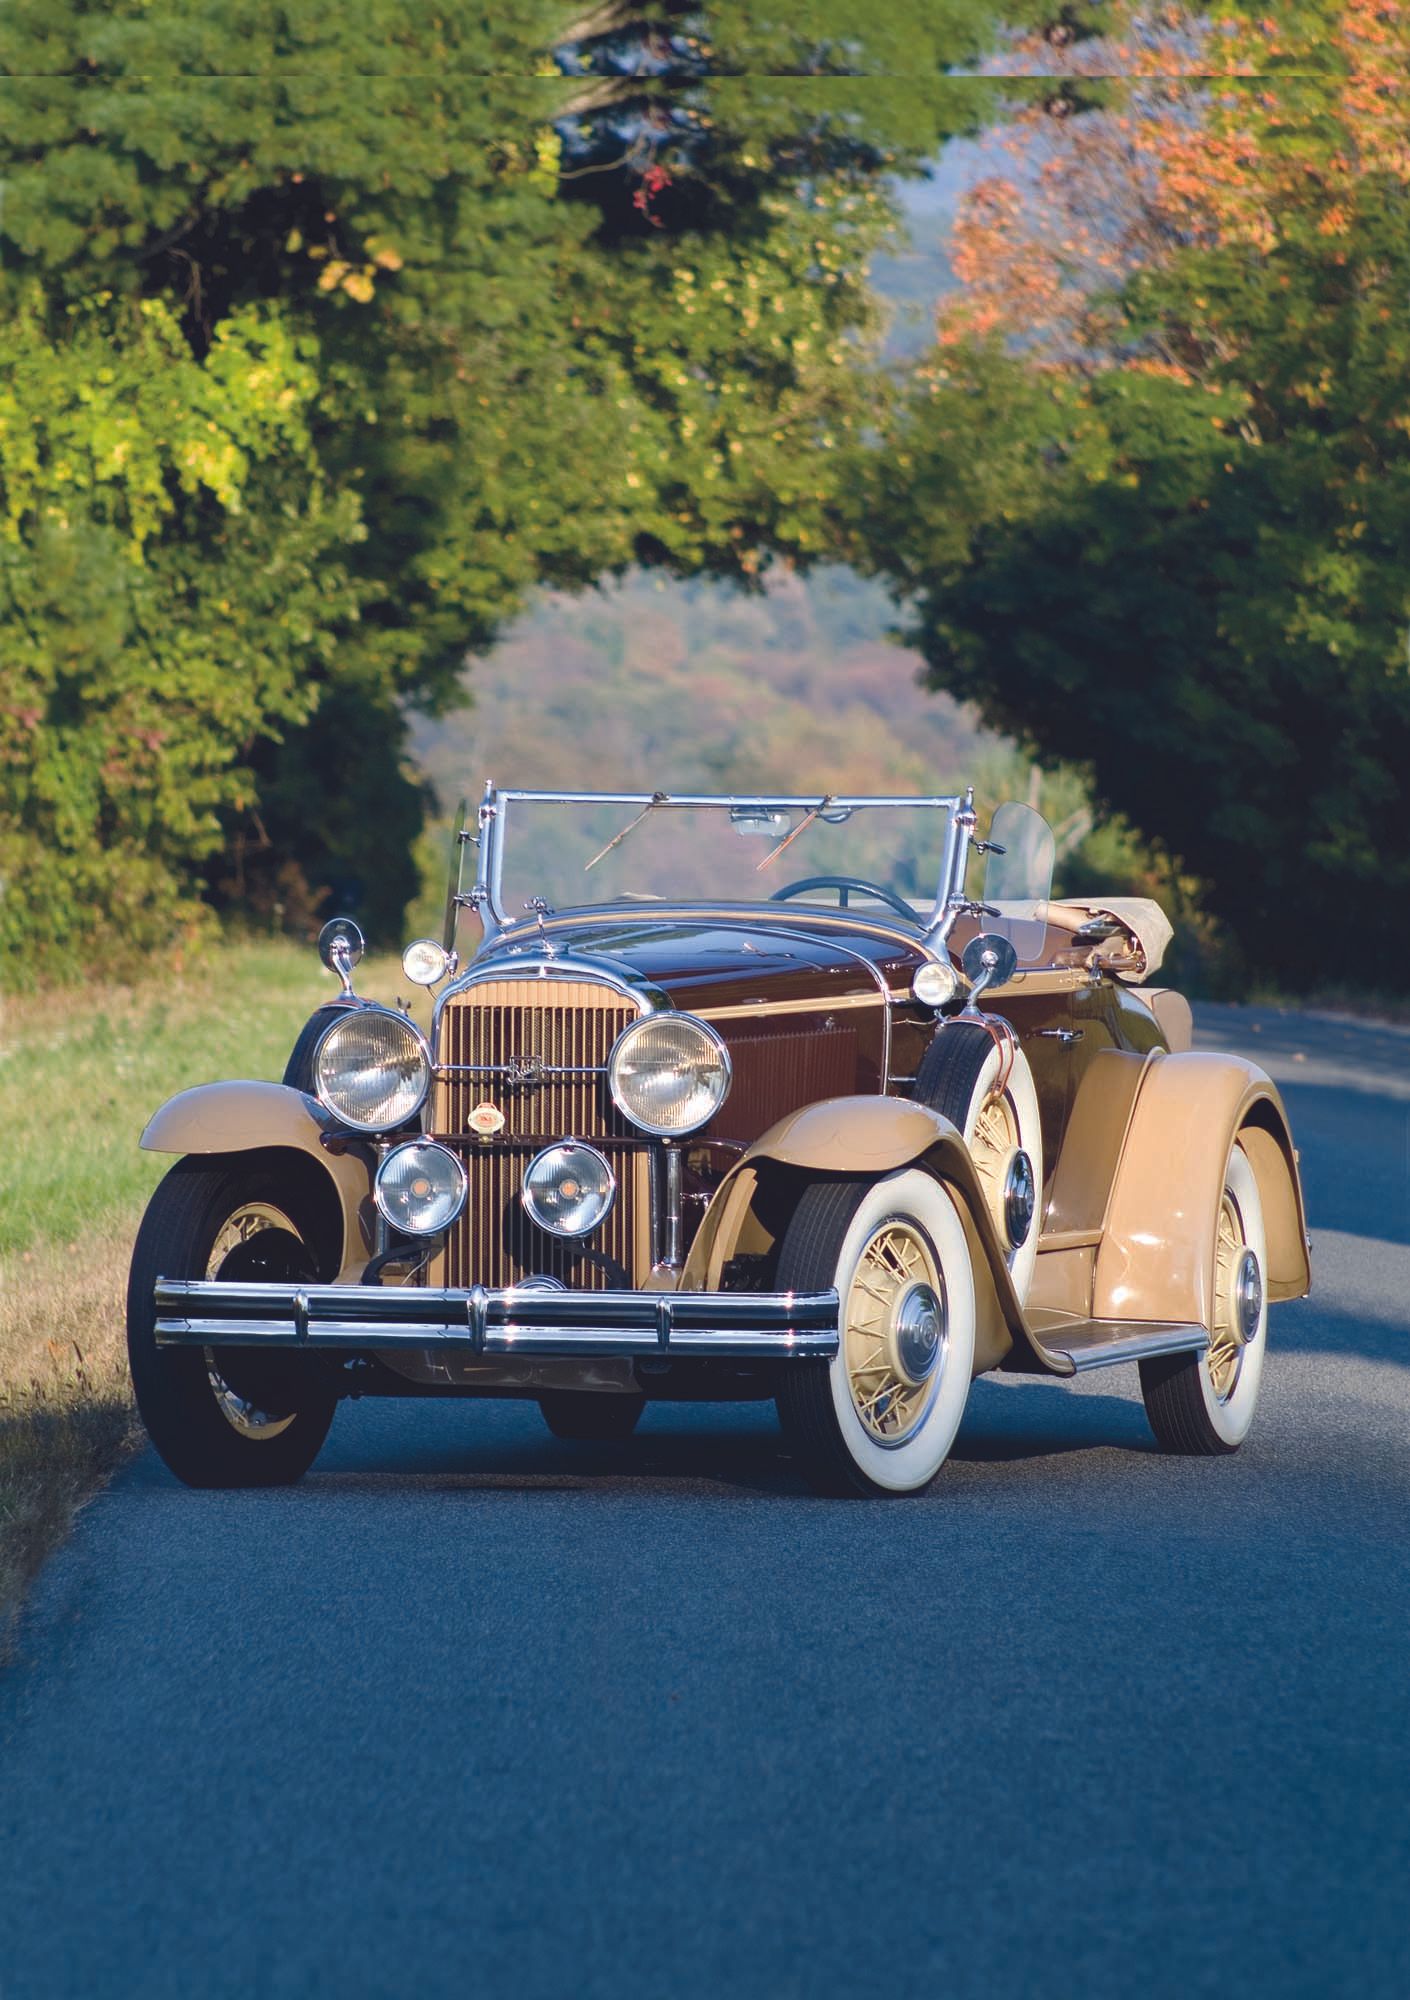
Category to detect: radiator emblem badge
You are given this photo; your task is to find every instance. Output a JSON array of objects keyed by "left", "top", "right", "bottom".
[{"left": 468, "top": 1101, "right": 506, "bottom": 1136}]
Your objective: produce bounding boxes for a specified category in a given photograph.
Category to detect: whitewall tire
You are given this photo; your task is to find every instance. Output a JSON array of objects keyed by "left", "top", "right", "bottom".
[
  {"left": 774, "top": 1168, "right": 976, "bottom": 1497},
  {"left": 1140, "top": 1141, "right": 1268, "bottom": 1453}
]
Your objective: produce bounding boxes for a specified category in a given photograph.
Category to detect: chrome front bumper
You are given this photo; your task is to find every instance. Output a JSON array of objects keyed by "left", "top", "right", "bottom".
[{"left": 152, "top": 1279, "right": 840, "bottom": 1361}]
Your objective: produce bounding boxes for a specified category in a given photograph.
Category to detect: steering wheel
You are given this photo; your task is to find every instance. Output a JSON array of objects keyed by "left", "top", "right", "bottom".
[{"left": 768, "top": 875, "right": 919, "bottom": 922}]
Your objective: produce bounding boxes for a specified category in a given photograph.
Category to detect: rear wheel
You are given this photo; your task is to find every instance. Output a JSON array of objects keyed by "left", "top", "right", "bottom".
[
  {"left": 1139, "top": 1142, "right": 1268, "bottom": 1454},
  {"left": 775, "top": 1169, "right": 976, "bottom": 1497},
  {"left": 913, "top": 1020, "right": 1043, "bottom": 1302},
  {"left": 538, "top": 1391, "right": 645, "bottom": 1442},
  {"left": 127, "top": 1159, "right": 339, "bottom": 1488}
]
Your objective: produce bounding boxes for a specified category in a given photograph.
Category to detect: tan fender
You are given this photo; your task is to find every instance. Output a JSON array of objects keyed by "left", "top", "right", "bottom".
[
  {"left": 683, "top": 1096, "right": 1063, "bottom": 1377},
  {"left": 140, "top": 1081, "right": 374, "bottom": 1278},
  {"left": 1094, "top": 1053, "right": 1310, "bottom": 1327}
]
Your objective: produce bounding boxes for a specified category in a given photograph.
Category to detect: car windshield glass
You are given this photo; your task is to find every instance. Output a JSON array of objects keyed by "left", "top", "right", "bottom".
[{"left": 488, "top": 794, "right": 959, "bottom": 928}]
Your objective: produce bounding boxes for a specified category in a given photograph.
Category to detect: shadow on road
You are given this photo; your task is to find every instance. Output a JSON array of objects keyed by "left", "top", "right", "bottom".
[
  {"left": 1270, "top": 1302, "right": 1409, "bottom": 1368},
  {"left": 119, "top": 1377, "right": 1159, "bottom": 1502},
  {"left": 951, "top": 1380, "right": 1155, "bottom": 1461}
]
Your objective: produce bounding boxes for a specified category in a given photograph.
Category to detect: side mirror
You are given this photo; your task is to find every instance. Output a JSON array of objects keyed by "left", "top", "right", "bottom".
[
  {"left": 961, "top": 931, "right": 1018, "bottom": 1007},
  {"left": 318, "top": 918, "right": 365, "bottom": 996}
]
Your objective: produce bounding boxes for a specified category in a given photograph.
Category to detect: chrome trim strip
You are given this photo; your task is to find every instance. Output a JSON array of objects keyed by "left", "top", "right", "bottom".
[
  {"left": 153, "top": 1277, "right": 840, "bottom": 1360},
  {"left": 693, "top": 991, "right": 886, "bottom": 1022},
  {"left": 494, "top": 790, "right": 963, "bottom": 810}
]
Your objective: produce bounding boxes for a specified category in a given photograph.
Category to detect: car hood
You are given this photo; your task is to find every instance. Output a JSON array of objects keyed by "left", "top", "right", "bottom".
[{"left": 477, "top": 910, "right": 926, "bottom": 1011}]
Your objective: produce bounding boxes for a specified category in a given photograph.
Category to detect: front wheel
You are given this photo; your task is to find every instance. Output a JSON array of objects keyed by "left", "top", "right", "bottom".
[
  {"left": 127, "top": 1158, "right": 339, "bottom": 1488},
  {"left": 1139, "top": 1141, "right": 1268, "bottom": 1454},
  {"left": 775, "top": 1169, "right": 976, "bottom": 1497}
]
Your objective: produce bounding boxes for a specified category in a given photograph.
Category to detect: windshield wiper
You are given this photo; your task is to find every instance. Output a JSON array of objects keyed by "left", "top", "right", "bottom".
[
  {"left": 583, "top": 791, "right": 669, "bottom": 873},
  {"left": 755, "top": 796, "right": 836, "bottom": 872}
]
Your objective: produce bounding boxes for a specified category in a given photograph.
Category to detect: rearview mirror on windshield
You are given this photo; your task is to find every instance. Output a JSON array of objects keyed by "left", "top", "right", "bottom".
[{"left": 729, "top": 807, "right": 791, "bottom": 838}]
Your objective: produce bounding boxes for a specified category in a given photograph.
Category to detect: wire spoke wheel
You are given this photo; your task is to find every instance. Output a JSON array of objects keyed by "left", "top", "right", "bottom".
[
  {"left": 202, "top": 1202, "right": 305, "bottom": 1440},
  {"left": 127, "top": 1159, "right": 338, "bottom": 1488},
  {"left": 774, "top": 1169, "right": 976, "bottom": 1497},
  {"left": 1139, "top": 1142, "right": 1268, "bottom": 1455},
  {"left": 1207, "top": 1191, "right": 1249, "bottom": 1402},
  {"left": 969, "top": 1088, "right": 1020, "bottom": 1247},
  {"left": 844, "top": 1220, "right": 947, "bottom": 1447}
]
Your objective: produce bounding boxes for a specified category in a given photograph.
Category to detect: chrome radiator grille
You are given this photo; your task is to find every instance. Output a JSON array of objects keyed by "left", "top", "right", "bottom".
[{"left": 427, "top": 979, "right": 649, "bottom": 1291}]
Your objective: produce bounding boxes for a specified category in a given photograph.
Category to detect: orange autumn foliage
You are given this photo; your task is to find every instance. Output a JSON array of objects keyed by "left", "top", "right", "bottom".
[{"left": 942, "top": 2, "right": 1410, "bottom": 365}]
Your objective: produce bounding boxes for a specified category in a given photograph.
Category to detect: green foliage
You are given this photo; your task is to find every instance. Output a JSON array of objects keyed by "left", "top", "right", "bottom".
[
  {"left": 1, "top": 3, "right": 1051, "bottom": 969},
  {"left": 0, "top": 293, "right": 366, "bottom": 984},
  {"left": 862, "top": 58, "right": 1410, "bottom": 992}
]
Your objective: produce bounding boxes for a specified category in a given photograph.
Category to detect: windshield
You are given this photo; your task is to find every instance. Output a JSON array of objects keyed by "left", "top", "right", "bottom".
[{"left": 478, "top": 791, "right": 963, "bottom": 931}]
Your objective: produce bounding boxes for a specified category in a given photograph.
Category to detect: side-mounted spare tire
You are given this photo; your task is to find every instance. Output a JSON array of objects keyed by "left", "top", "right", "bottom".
[{"left": 912, "top": 1019, "right": 1044, "bottom": 1303}]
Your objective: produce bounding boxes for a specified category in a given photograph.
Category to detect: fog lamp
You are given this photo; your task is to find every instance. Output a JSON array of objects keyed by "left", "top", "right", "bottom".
[
  {"left": 913, "top": 961, "right": 959, "bottom": 1009},
  {"left": 401, "top": 937, "right": 454, "bottom": 987},
  {"left": 373, "top": 1140, "right": 468, "bottom": 1236},
  {"left": 522, "top": 1141, "right": 616, "bottom": 1239}
]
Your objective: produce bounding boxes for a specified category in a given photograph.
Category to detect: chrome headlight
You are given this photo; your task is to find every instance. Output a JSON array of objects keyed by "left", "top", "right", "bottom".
[
  {"left": 374, "top": 1140, "right": 467, "bottom": 1236},
  {"left": 313, "top": 1008, "right": 431, "bottom": 1132},
  {"left": 522, "top": 1141, "right": 615, "bottom": 1239},
  {"left": 608, "top": 1013, "right": 731, "bottom": 1137}
]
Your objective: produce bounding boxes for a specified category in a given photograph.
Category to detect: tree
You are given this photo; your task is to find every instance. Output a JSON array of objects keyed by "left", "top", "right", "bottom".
[
  {"left": 1, "top": 3, "right": 1048, "bottom": 963},
  {"left": 0, "top": 294, "right": 365, "bottom": 981},
  {"left": 862, "top": 3, "right": 1410, "bottom": 988}
]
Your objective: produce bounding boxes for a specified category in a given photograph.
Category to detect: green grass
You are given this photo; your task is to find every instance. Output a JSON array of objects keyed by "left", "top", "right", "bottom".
[
  {"left": 0, "top": 939, "right": 409, "bottom": 1257},
  {"left": 0, "top": 937, "right": 409, "bottom": 1644}
]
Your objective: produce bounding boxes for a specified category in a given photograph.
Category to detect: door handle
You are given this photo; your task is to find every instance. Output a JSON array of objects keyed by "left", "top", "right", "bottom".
[{"left": 1034, "top": 1028, "right": 1084, "bottom": 1043}]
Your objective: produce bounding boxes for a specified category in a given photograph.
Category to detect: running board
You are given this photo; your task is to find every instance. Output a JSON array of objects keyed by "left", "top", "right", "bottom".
[{"left": 1027, "top": 1316, "right": 1208, "bottom": 1373}]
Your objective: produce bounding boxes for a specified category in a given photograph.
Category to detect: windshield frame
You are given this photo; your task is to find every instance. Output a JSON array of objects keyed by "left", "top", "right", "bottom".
[{"left": 466, "top": 785, "right": 974, "bottom": 944}]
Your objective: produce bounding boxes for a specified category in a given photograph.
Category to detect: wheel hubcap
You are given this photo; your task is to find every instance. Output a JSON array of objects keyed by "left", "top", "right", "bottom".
[
  {"left": 1003, "top": 1150, "right": 1036, "bottom": 1249},
  {"left": 203, "top": 1202, "right": 308, "bottom": 1439},
  {"left": 971, "top": 1090, "right": 1023, "bottom": 1253},
  {"left": 844, "top": 1220, "right": 948, "bottom": 1447},
  {"left": 1209, "top": 1192, "right": 1260, "bottom": 1402},
  {"left": 892, "top": 1282, "right": 945, "bottom": 1385},
  {"left": 1234, "top": 1249, "right": 1263, "bottom": 1344}
]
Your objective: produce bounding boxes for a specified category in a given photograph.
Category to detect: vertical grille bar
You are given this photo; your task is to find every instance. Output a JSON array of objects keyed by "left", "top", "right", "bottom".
[{"left": 428, "top": 981, "right": 646, "bottom": 1291}]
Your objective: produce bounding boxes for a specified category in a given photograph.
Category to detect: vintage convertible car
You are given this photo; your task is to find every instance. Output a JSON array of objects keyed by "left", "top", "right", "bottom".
[{"left": 128, "top": 786, "right": 1310, "bottom": 1497}]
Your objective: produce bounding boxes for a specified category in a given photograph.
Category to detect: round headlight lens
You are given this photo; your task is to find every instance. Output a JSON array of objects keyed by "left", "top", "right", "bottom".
[
  {"left": 608, "top": 1013, "right": 731, "bottom": 1136},
  {"left": 313, "top": 1009, "right": 431, "bottom": 1131},
  {"left": 913, "top": 960, "right": 959, "bottom": 1009},
  {"left": 522, "top": 1141, "right": 616, "bottom": 1239},
  {"left": 401, "top": 937, "right": 452, "bottom": 987},
  {"left": 374, "top": 1140, "right": 467, "bottom": 1237}
]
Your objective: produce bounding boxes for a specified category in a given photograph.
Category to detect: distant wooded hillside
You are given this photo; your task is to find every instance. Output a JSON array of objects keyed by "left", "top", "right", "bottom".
[{"left": 410, "top": 567, "right": 999, "bottom": 807}]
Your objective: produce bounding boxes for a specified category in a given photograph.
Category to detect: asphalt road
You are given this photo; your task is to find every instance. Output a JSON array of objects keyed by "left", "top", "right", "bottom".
[{"left": 2, "top": 1004, "right": 1407, "bottom": 2000}]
